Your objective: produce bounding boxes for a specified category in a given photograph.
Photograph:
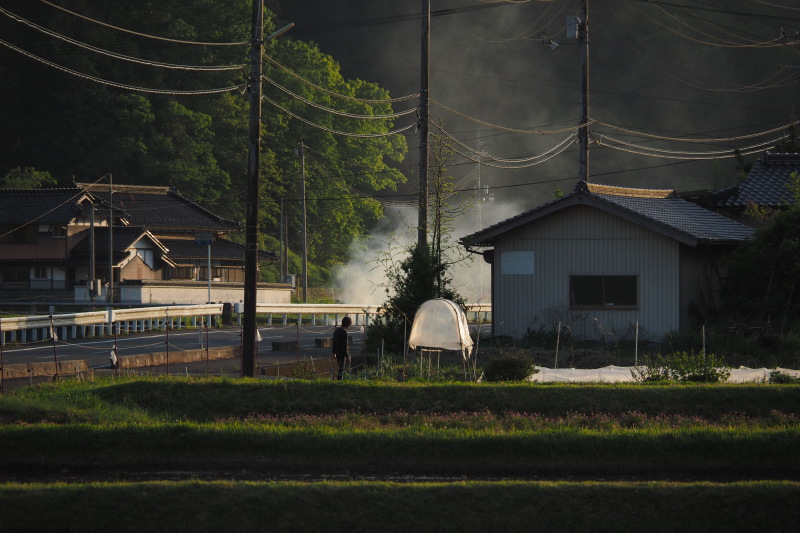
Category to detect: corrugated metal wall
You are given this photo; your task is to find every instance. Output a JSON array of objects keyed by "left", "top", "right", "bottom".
[{"left": 492, "top": 205, "right": 680, "bottom": 341}]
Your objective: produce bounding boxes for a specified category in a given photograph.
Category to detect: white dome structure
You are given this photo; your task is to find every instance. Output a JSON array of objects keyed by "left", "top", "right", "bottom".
[{"left": 408, "top": 299, "right": 474, "bottom": 360}]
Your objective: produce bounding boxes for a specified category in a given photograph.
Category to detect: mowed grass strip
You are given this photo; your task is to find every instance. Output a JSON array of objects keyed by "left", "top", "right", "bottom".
[
  {"left": 4, "top": 377, "right": 800, "bottom": 422},
  {"left": 1, "top": 480, "right": 799, "bottom": 532},
  {"left": 1, "top": 377, "right": 798, "bottom": 477},
  {"left": 1, "top": 422, "right": 798, "bottom": 477}
]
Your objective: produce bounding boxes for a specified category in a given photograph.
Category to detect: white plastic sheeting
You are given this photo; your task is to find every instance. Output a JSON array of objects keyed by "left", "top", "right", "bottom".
[
  {"left": 408, "top": 299, "right": 474, "bottom": 360},
  {"left": 527, "top": 366, "right": 800, "bottom": 383}
]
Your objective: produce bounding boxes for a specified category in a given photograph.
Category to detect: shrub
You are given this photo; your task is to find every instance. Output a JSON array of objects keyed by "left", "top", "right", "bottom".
[
  {"left": 768, "top": 370, "right": 800, "bottom": 384},
  {"left": 633, "top": 351, "right": 730, "bottom": 383},
  {"left": 482, "top": 353, "right": 538, "bottom": 382}
]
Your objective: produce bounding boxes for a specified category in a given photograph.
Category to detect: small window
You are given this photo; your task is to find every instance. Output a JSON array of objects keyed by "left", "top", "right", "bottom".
[
  {"left": 1, "top": 268, "right": 29, "bottom": 284},
  {"left": 137, "top": 249, "right": 154, "bottom": 269},
  {"left": 33, "top": 266, "right": 48, "bottom": 279},
  {"left": 52, "top": 225, "right": 67, "bottom": 238},
  {"left": 199, "top": 267, "right": 222, "bottom": 281},
  {"left": 169, "top": 267, "right": 194, "bottom": 280},
  {"left": 570, "top": 275, "right": 637, "bottom": 309}
]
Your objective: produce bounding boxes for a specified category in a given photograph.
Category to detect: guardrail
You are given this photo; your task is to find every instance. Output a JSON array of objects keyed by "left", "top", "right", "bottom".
[
  {"left": 251, "top": 303, "right": 491, "bottom": 327},
  {"left": 0, "top": 303, "right": 491, "bottom": 346},
  {"left": 0, "top": 304, "right": 222, "bottom": 345}
]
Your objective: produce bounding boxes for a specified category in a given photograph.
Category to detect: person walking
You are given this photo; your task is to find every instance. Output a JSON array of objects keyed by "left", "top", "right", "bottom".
[{"left": 332, "top": 316, "right": 352, "bottom": 380}]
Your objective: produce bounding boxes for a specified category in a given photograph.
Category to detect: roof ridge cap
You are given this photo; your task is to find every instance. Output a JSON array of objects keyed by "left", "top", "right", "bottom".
[{"left": 583, "top": 182, "right": 676, "bottom": 198}]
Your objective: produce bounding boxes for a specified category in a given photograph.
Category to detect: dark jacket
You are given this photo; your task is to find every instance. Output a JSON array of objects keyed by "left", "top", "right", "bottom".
[{"left": 332, "top": 326, "right": 349, "bottom": 359}]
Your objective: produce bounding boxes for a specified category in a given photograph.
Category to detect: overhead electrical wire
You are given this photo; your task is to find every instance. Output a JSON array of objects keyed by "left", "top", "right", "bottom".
[
  {"left": 261, "top": 95, "right": 416, "bottom": 138},
  {"left": 663, "top": 67, "right": 800, "bottom": 93},
  {"left": 598, "top": 135, "right": 787, "bottom": 160},
  {"left": 264, "top": 54, "right": 418, "bottom": 103},
  {"left": 0, "top": 6, "right": 247, "bottom": 71},
  {"left": 262, "top": 75, "right": 417, "bottom": 120},
  {"left": 37, "top": 0, "right": 247, "bottom": 46},
  {"left": 596, "top": 132, "right": 788, "bottom": 157},
  {"left": 749, "top": 0, "right": 800, "bottom": 11},
  {"left": 464, "top": 0, "right": 571, "bottom": 43},
  {"left": 432, "top": 121, "right": 578, "bottom": 164},
  {"left": 434, "top": 132, "right": 575, "bottom": 170},
  {"left": 289, "top": 2, "right": 519, "bottom": 37},
  {"left": 0, "top": 174, "right": 110, "bottom": 240},
  {"left": 430, "top": 99, "right": 583, "bottom": 135},
  {"left": 633, "top": 0, "right": 794, "bottom": 48},
  {"left": 594, "top": 120, "right": 798, "bottom": 143},
  {"left": 0, "top": 38, "right": 246, "bottom": 94}
]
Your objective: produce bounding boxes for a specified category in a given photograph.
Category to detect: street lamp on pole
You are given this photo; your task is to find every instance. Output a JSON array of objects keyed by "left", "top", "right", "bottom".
[{"left": 242, "top": 1, "right": 293, "bottom": 378}]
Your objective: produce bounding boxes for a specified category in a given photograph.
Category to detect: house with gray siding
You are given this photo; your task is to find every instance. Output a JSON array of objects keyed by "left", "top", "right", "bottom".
[{"left": 460, "top": 182, "right": 755, "bottom": 342}]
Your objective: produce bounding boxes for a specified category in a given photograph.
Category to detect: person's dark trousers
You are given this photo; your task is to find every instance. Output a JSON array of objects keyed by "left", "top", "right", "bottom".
[{"left": 335, "top": 354, "right": 347, "bottom": 380}]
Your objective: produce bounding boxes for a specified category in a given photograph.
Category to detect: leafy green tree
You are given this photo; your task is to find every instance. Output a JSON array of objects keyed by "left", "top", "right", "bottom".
[
  {"left": 721, "top": 173, "right": 800, "bottom": 335},
  {"left": 370, "top": 135, "right": 468, "bottom": 351},
  {"left": 0, "top": 167, "right": 57, "bottom": 189}
]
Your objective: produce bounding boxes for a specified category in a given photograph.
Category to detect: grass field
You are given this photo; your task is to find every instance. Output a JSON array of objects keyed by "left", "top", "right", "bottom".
[{"left": 1, "top": 376, "right": 798, "bottom": 531}]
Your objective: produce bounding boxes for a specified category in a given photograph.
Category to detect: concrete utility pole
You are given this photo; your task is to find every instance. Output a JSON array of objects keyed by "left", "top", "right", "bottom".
[
  {"left": 242, "top": 1, "right": 293, "bottom": 377},
  {"left": 299, "top": 142, "right": 308, "bottom": 303},
  {"left": 108, "top": 173, "right": 113, "bottom": 304},
  {"left": 418, "top": 0, "right": 430, "bottom": 246}
]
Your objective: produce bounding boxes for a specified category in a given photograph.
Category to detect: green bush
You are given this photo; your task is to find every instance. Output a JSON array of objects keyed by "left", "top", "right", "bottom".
[
  {"left": 634, "top": 351, "right": 730, "bottom": 383},
  {"left": 482, "top": 353, "right": 538, "bottom": 382},
  {"left": 768, "top": 370, "right": 800, "bottom": 384}
]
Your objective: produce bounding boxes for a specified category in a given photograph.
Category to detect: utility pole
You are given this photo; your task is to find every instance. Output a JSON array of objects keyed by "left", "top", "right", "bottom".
[
  {"left": 242, "top": 5, "right": 293, "bottom": 377},
  {"left": 578, "top": 0, "right": 590, "bottom": 183},
  {"left": 242, "top": 0, "right": 265, "bottom": 378},
  {"left": 418, "top": 0, "right": 430, "bottom": 246},
  {"left": 89, "top": 201, "right": 95, "bottom": 305},
  {"left": 279, "top": 196, "right": 286, "bottom": 281},
  {"left": 108, "top": 173, "right": 113, "bottom": 305},
  {"left": 299, "top": 142, "right": 308, "bottom": 303}
]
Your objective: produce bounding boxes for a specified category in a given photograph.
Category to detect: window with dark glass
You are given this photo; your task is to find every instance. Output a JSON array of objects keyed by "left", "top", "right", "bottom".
[{"left": 570, "top": 275, "right": 637, "bottom": 309}]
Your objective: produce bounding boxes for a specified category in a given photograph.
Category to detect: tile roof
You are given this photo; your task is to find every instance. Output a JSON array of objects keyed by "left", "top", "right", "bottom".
[
  {"left": 592, "top": 190, "right": 755, "bottom": 243},
  {"left": 706, "top": 152, "right": 800, "bottom": 208},
  {"left": 160, "top": 238, "right": 276, "bottom": 262},
  {"left": 70, "top": 226, "right": 161, "bottom": 266},
  {"left": 461, "top": 181, "right": 755, "bottom": 247},
  {"left": 0, "top": 188, "right": 92, "bottom": 225},
  {"left": 75, "top": 183, "right": 240, "bottom": 232}
]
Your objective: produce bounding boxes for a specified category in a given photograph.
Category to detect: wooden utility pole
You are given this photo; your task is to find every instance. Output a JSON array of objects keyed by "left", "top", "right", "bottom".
[
  {"left": 578, "top": 0, "right": 590, "bottom": 183},
  {"left": 418, "top": 0, "right": 430, "bottom": 246},
  {"left": 242, "top": 0, "right": 265, "bottom": 377},
  {"left": 242, "top": 6, "right": 293, "bottom": 377}
]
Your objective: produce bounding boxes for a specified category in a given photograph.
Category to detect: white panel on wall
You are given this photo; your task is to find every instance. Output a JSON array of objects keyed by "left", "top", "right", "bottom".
[{"left": 501, "top": 251, "right": 535, "bottom": 275}]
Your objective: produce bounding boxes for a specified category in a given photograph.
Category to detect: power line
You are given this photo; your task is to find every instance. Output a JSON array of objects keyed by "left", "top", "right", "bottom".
[
  {"left": 37, "top": 0, "right": 248, "bottom": 46},
  {"left": 0, "top": 38, "right": 247, "bottom": 95},
  {"left": 0, "top": 6, "right": 247, "bottom": 71},
  {"left": 261, "top": 95, "right": 416, "bottom": 138},
  {"left": 263, "top": 75, "right": 417, "bottom": 120},
  {"left": 264, "top": 54, "right": 418, "bottom": 103}
]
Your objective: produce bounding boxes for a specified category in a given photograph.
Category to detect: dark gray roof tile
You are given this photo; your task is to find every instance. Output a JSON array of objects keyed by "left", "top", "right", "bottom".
[
  {"left": 0, "top": 189, "right": 91, "bottom": 225},
  {"left": 76, "top": 183, "right": 240, "bottom": 232},
  {"left": 707, "top": 152, "right": 800, "bottom": 208}
]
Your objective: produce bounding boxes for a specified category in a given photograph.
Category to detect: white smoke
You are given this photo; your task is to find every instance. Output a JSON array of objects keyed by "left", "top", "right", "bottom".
[{"left": 334, "top": 194, "right": 530, "bottom": 306}]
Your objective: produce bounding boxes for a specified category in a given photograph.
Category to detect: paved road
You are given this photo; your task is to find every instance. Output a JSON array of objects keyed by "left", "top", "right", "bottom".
[
  {"left": 0, "top": 324, "right": 367, "bottom": 371},
  {"left": 1, "top": 322, "right": 489, "bottom": 385}
]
